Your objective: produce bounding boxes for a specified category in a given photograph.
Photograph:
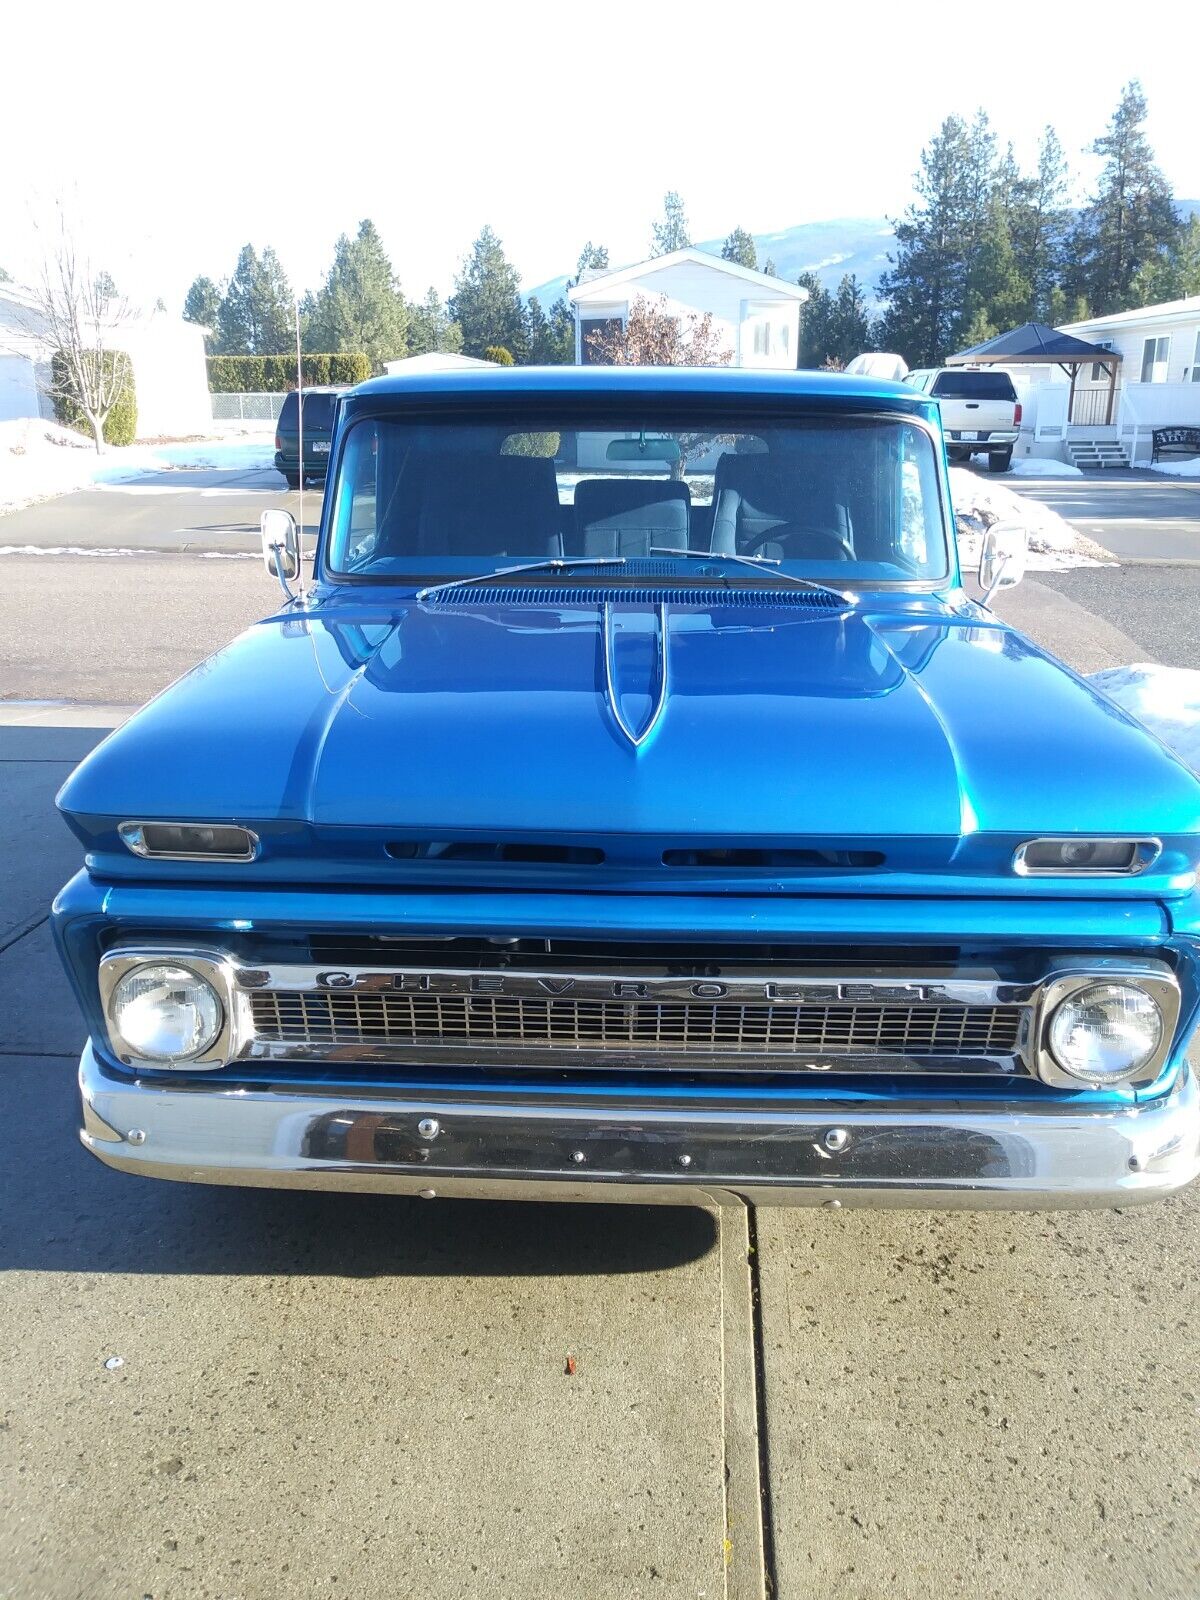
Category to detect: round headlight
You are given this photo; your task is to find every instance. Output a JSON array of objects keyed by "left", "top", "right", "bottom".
[
  {"left": 1047, "top": 983, "right": 1163, "bottom": 1084},
  {"left": 110, "top": 963, "right": 223, "bottom": 1062}
]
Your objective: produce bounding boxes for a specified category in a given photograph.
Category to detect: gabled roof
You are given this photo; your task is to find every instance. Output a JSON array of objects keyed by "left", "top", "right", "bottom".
[
  {"left": 946, "top": 320, "right": 1120, "bottom": 365},
  {"left": 567, "top": 248, "right": 809, "bottom": 305},
  {"left": 382, "top": 352, "right": 493, "bottom": 375},
  {"left": 1060, "top": 294, "right": 1200, "bottom": 333}
]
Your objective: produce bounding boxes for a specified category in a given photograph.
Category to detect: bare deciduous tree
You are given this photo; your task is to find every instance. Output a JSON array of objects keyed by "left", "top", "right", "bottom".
[
  {"left": 585, "top": 297, "right": 734, "bottom": 478},
  {"left": 23, "top": 217, "right": 132, "bottom": 452},
  {"left": 585, "top": 295, "right": 733, "bottom": 368}
]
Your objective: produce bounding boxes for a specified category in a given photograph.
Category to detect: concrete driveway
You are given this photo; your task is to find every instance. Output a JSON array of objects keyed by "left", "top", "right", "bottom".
[{"left": 2, "top": 476, "right": 1200, "bottom": 1598}]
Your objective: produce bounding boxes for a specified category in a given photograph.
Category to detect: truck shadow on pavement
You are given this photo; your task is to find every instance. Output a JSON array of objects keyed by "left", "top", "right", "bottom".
[{"left": 2, "top": 1059, "right": 718, "bottom": 1278}]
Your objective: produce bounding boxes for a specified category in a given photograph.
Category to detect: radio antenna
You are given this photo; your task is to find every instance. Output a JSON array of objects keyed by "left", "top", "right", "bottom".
[{"left": 294, "top": 298, "right": 305, "bottom": 597}]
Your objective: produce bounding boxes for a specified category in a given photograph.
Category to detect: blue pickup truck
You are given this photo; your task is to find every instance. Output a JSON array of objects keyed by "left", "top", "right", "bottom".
[{"left": 52, "top": 367, "right": 1200, "bottom": 1209}]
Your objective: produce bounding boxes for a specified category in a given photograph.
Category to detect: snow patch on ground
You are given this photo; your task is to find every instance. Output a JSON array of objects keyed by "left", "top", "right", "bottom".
[
  {"left": 1149, "top": 456, "right": 1200, "bottom": 478},
  {"left": 1089, "top": 665, "right": 1200, "bottom": 774},
  {"left": 0, "top": 418, "right": 275, "bottom": 517},
  {"left": 1006, "top": 458, "right": 1083, "bottom": 478},
  {"left": 949, "top": 466, "right": 1112, "bottom": 571}
]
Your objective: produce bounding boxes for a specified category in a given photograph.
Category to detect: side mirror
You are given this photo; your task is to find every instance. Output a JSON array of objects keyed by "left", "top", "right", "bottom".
[
  {"left": 260, "top": 508, "right": 299, "bottom": 580},
  {"left": 979, "top": 520, "right": 1026, "bottom": 601}
]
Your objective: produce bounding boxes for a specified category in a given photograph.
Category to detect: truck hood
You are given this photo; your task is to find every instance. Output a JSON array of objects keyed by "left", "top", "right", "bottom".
[{"left": 60, "top": 595, "right": 1200, "bottom": 843}]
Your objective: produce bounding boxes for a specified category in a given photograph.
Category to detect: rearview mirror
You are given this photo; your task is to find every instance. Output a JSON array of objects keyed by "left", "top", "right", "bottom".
[
  {"left": 606, "top": 435, "right": 682, "bottom": 464},
  {"left": 261, "top": 508, "right": 299, "bottom": 580},
  {"left": 978, "top": 520, "right": 1026, "bottom": 601}
]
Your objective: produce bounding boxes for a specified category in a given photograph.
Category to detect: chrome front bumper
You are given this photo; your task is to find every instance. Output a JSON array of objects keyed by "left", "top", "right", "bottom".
[{"left": 77, "top": 1045, "right": 1200, "bottom": 1210}]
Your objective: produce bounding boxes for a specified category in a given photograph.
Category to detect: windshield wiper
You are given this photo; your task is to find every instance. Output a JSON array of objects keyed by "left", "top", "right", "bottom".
[
  {"left": 416, "top": 556, "right": 627, "bottom": 602},
  {"left": 650, "top": 548, "right": 852, "bottom": 601}
]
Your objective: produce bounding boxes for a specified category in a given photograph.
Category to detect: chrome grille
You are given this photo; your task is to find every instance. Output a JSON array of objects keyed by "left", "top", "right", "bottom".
[{"left": 249, "top": 989, "right": 1023, "bottom": 1062}]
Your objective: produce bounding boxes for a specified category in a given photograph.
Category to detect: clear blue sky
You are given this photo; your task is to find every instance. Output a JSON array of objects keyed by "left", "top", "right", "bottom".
[{"left": 3, "top": 0, "right": 1196, "bottom": 311}]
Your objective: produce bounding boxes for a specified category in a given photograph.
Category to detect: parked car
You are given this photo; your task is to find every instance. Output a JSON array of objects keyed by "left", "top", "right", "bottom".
[
  {"left": 905, "top": 367, "right": 1021, "bottom": 472},
  {"left": 54, "top": 366, "right": 1200, "bottom": 1210},
  {"left": 273, "top": 386, "right": 346, "bottom": 488}
]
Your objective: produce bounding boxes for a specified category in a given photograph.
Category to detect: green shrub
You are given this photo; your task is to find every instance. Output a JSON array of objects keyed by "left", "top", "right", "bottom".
[
  {"left": 206, "top": 352, "right": 370, "bottom": 392},
  {"left": 329, "top": 352, "right": 370, "bottom": 385},
  {"left": 51, "top": 349, "right": 137, "bottom": 445},
  {"left": 502, "top": 431, "right": 560, "bottom": 458},
  {"left": 484, "top": 345, "right": 514, "bottom": 366}
]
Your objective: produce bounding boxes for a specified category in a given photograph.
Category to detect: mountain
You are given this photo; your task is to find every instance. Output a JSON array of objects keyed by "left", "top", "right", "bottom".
[
  {"left": 524, "top": 203, "right": 1200, "bottom": 309},
  {"left": 523, "top": 217, "right": 896, "bottom": 308}
]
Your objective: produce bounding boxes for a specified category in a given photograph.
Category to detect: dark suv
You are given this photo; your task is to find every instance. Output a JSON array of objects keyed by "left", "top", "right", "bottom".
[{"left": 274, "top": 388, "right": 346, "bottom": 488}]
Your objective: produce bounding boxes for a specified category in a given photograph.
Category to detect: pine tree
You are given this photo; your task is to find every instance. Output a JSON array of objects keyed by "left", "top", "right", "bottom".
[
  {"left": 650, "top": 192, "right": 691, "bottom": 256},
  {"left": 548, "top": 298, "right": 575, "bottom": 364},
  {"left": 217, "top": 246, "right": 264, "bottom": 354},
  {"left": 183, "top": 275, "right": 223, "bottom": 350},
  {"left": 762, "top": 258, "right": 777, "bottom": 277},
  {"left": 967, "top": 196, "right": 1030, "bottom": 343},
  {"left": 1131, "top": 213, "right": 1200, "bottom": 303},
  {"left": 828, "top": 275, "right": 875, "bottom": 365},
  {"left": 308, "top": 220, "right": 407, "bottom": 368},
  {"left": 216, "top": 245, "right": 295, "bottom": 355},
  {"left": 449, "top": 227, "right": 527, "bottom": 359},
  {"left": 1045, "top": 285, "right": 1090, "bottom": 326},
  {"left": 524, "top": 294, "right": 575, "bottom": 364},
  {"left": 1068, "top": 81, "right": 1179, "bottom": 315},
  {"left": 797, "top": 272, "right": 835, "bottom": 367},
  {"left": 93, "top": 270, "right": 119, "bottom": 305},
  {"left": 567, "top": 242, "right": 610, "bottom": 291},
  {"left": 960, "top": 111, "right": 1002, "bottom": 334},
  {"left": 720, "top": 227, "right": 757, "bottom": 270},
  {"left": 877, "top": 115, "right": 973, "bottom": 364},
  {"left": 407, "top": 287, "right": 464, "bottom": 356},
  {"left": 523, "top": 295, "right": 554, "bottom": 363},
  {"left": 255, "top": 247, "right": 295, "bottom": 354},
  {"left": 1008, "top": 127, "right": 1072, "bottom": 321}
]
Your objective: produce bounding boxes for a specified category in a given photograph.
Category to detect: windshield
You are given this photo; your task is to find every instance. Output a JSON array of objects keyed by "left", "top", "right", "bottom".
[{"left": 325, "top": 410, "right": 949, "bottom": 585}]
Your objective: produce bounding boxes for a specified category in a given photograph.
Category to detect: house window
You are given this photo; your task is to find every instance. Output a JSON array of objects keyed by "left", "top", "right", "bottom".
[
  {"left": 1140, "top": 335, "right": 1170, "bottom": 383},
  {"left": 1089, "top": 341, "right": 1115, "bottom": 383},
  {"left": 579, "top": 316, "right": 623, "bottom": 365},
  {"left": 1191, "top": 330, "right": 1200, "bottom": 383}
]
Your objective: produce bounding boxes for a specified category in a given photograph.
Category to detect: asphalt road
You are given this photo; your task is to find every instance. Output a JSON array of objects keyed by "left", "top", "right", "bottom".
[
  {"left": 2, "top": 465, "right": 1200, "bottom": 1598},
  {"left": 1003, "top": 468, "right": 1200, "bottom": 562},
  {"left": 0, "top": 462, "right": 319, "bottom": 555},
  {"left": 1035, "top": 563, "right": 1200, "bottom": 670}
]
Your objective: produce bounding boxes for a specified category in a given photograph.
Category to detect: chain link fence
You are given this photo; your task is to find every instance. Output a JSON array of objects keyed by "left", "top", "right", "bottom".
[{"left": 210, "top": 392, "right": 286, "bottom": 422}]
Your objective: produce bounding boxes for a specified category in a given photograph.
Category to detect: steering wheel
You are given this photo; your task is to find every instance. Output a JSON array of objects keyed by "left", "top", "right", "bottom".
[{"left": 741, "top": 524, "right": 855, "bottom": 561}]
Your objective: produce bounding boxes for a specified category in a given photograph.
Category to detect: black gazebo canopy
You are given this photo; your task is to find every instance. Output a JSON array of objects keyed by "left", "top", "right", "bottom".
[{"left": 947, "top": 321, "right": 1122, "bottom": 424}]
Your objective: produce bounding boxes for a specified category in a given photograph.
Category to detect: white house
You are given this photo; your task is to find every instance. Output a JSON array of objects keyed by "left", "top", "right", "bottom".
[
  {"left": 998, "top": 295, "right": 1200, "bottom": 466},
  {"left": 0, "top": 282, "right": 211, "bottom": 437},
  {"left": 1057, "top": 296, "right": 1200, "bottom": 462},
  {"left": 567, "top": 249, "right": 808, "bottom": 370}
]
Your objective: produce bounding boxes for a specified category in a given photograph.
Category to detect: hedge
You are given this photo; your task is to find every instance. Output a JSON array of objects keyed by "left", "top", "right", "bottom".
[
  {"left": 206, "top": 353, "right": 370, "bottom": 392},
  {"left": 51, "top": 349, "right": 137, "bottom": 446},
  {"left": 483, "top": 345, "right": 515, "bottom": 365}
]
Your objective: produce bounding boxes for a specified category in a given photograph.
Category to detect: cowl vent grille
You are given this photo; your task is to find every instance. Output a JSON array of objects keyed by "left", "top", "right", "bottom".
[{"left": 426, "top": 584, "right": 844, "bottom": 609}]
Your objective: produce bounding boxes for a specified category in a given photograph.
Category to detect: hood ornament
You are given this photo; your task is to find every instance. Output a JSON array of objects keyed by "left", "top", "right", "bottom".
[{"left": 603, "top": 602, "right": 668, "bottom": 749}]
